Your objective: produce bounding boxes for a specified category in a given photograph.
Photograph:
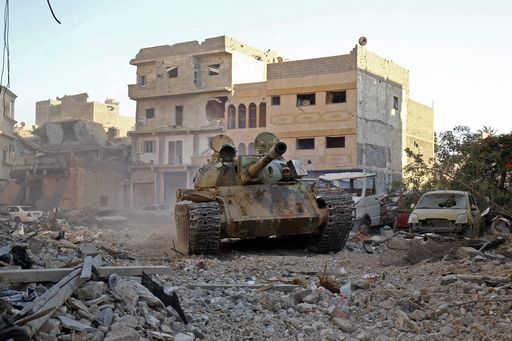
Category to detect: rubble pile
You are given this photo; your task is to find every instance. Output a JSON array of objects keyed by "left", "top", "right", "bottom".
[{"left": 1, "top": 217, "right": 511, "bottom": 339}]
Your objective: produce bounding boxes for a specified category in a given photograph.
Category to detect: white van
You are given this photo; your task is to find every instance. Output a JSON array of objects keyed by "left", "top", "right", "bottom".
[{"left": 317, "top": 172, "right": 381, "bottom": 232}]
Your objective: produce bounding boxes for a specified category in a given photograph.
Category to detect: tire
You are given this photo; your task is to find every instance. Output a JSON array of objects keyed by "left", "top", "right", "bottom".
[
  {"left": 14, "top": 216, "right": 22, "bottom": 224},
  {"left": 360, "top": 217, "right": 371, "bottom": 234},
  {"left": 464, "top": 224, "right": 476, "bottom": 238}
]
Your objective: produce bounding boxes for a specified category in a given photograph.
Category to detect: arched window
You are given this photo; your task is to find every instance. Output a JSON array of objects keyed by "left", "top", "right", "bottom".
[
  {"left": 248, "top": 143, "right": 255, "bottom": 154},
  {"left": 259, "top": 102, "right": 266, "bottom": 127},
  {"left": 227, "top": 105, "right": 236, "bottom": 129},
  {"left": 248, "top": 103, "right": 257, "bottom": 128},
  {"left": 238, "top": 143, "right": 247, "bottom": 155},
  {"left": 238, "top": 104, "right": 246, "bottom": 129}
]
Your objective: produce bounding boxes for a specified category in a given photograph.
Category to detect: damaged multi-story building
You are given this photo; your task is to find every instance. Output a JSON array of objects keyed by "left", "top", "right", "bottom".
[
  {"left": 0, "top": 86, "right": 17, "bottom": 184},
  {"left": 1, "top": 119, "right": 131, "bottom": 210},
  {"left": 128, "top": 36, "right": 434, "bottom": 206},
  {"left": 36, "top": 93, "right": 135, "bottom": 137}
]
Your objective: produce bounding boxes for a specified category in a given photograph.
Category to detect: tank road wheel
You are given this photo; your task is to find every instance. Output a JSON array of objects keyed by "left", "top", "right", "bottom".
[
  {"left": 316, "top": 193, "right": 354, "bottom": 253},
  {"left": 175, "top": 201, "right": 221, "bottom": 255}
]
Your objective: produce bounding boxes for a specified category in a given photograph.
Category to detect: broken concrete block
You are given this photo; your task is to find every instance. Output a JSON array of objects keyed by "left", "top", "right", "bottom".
[
  {"left": 77, "top": 281, "right": 108, "bottom": 300},
  {"left": 455, "top": 246, "right": 481, "bottom": 259},
  {"left": 57, "top": 316, "right": 96, "bottom": 332},
  {"left": 95, "top": 307, "right": 114, "bottom": 327},
  {"left": 174, "top": 332, "right": 196, "bottom": 341},
  {"left": 386, "top": 237, "right": 412, "bottom": 250},
  {"left": 104, "top": 324, "right": 139, "bottom": 341}
]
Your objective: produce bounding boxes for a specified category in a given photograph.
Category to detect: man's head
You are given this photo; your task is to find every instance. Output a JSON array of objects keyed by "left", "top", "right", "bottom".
[{"left": 281, "top": 167, "right": 291, "bottom": 180}]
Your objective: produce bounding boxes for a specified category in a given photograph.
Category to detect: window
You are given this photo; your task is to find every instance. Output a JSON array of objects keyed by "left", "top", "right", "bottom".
[
  {"left": 139, "top": 75, "right": 147, "bottom": 87},
  {"left": 326, "top": 91, "right": 346, "bottom": 104},
  {"left": 238, "top": 104, "right": 246, "bottom": 129},
  {"left": 168, "top": 141, "right": 183, "bottom": 165},
  {"left": 145, "top": 108, "right": 155, "bottom": 119},
  {"left": 248, "top": 142, "right": 255, "bottom": 154},
  {"left": 175, "top": 106, "right": 183, "bottom": 126},
  {"left": 271, "top": 96, "right": 280, "bottom": 106},
  {"left": 326, "top": 136, "right": 345, "bottom": 148},
  {"left": 167, "top": 67, "right": 178, "bottom": 78},
  {"left": 248, "top": 103, "right": 257, "bottom": 128},
  {"left": 297, "top": 93, "right": 315, "bottom": 106},
  {"left": 100, "top": 196, "right": 108, "bottom": 207},
  {"left": 208, "top": 64, "right": 220, "bottom": 76},
  {"left": 296, "top": 138, "right": 315, "bottom": 149},
  {"left": 259, "top": 102, "right": 266, "bottom": 127},
  {"left": 227, "top": 105, "right": 236, "bottom": 129},
  {"left": 238, "top": 143, "right": 247, "bottom": 155},
  {"left": 393, "top": 96, "right": 399, "bottom": 110},
  {"left": 144, "top": 140, "right": 155, "bottom": 153}
]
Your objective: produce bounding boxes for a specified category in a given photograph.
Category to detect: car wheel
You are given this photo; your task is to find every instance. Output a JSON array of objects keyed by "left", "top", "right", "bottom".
[
  {"left": 464, "top": 224, "right": 476, "bottom": 238},
  {"left": 360, "top": 217, "right": 371, "bottom": 234},
  {"left": 14, "top": 216, "right": 21, "bottom": 224}
]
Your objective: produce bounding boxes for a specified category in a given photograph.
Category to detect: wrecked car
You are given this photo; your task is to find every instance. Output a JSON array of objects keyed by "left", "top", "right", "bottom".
[
  {"left": 408, "top": 190, "right": 481, "bottom": 237},
  {"left": 317, "top": 172, "right": 381, "bottom": 232},
  {"left": 7, "top": 206, "right": 43, "bottom": 224}
]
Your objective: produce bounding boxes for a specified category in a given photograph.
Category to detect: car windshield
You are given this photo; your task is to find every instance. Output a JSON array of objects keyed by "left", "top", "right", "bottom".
[
  {"left": 416, "top": 193, "right": 467, "bottom": 209},
  {"left": 20, "top": 206, "right": 36, "bottom": 211}
]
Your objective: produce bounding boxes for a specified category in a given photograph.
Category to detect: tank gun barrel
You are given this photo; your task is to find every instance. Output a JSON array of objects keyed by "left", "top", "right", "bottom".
[{"left": 247, "top": 142, "right": 287, "bottom": 178}]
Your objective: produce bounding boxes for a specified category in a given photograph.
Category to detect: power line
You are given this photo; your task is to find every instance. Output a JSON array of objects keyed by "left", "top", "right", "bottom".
[{"left": 46, "top": 0, "right": 61, "bottom": 24}]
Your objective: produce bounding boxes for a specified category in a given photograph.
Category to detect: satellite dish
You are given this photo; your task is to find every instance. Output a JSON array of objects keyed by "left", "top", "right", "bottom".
[{"left": 358, "top": 36, "right": 367, "bottom": 46}]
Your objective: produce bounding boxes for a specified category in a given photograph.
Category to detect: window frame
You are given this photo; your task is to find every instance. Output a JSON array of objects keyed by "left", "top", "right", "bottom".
[
  {"left": 145, "top": 108, "right": 155, "bottom": 119},
  {"left": 208, "top": 64, "right": 220, "bottom": 76},
  {"left": 326, "top": 90, "right": 347, "bottom": 104},
  {"left": 139, "top": 75, "right": 147, "bottom": 87},
  {"left": 296, "top": 138, "right": 315, "bottom": 150},
  {"left": 143, "top": 140, "right": 156, "bottom": 153},
  {"left": 175, "top": 106, "right": 183, "bottom": 126},
  {"left": 167, "top": 67, "right": 178, "bottom": 78},
  {"left": 296, "top": 93, "right": 316, "bottom": 106},
  {"left": 271, "top": 96, "right": 280, "bottom": 106},
  {"left": 325, "top": 136, "right": 346, "bottom": 148}
]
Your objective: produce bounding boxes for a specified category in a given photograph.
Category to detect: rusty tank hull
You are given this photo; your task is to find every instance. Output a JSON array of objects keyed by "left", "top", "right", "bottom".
[{"left": 174, "top": 132, "right": 354, "bottom": 254}]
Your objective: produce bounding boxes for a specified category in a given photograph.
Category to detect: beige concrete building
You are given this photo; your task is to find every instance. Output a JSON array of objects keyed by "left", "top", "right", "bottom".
[
  {"left": 227, "top": 46, "right": 434, "bottom": 192},
  {"left": 0, "top": 86, "right": 17, "bottom": 181},
  {"left": 128, "top": 36, "right": 434, "bottom": 207},
  {"left": 128, "top": 36, "right": 278, "bottom": 208},
  {"left": 36, "top": 93, "right": 134, "bottom": 137}
]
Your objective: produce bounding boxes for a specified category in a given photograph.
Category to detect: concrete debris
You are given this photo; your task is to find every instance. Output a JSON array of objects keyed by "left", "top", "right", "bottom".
[{"left": 0, "top": 211, "right": 511, "bottom": 339}]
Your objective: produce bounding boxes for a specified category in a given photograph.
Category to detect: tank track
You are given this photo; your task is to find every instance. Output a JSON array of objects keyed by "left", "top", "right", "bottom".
[
  {"left": 187, "top": 202, "right": 222, "bottom": 254},
  {"left": 316, "top": 191, "right": 354, "bottom": 253}
]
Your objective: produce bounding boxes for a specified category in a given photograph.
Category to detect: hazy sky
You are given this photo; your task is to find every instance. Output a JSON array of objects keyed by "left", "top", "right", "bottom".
[{"left": 6, "top": 0, "right": 511, "bottom": 133}]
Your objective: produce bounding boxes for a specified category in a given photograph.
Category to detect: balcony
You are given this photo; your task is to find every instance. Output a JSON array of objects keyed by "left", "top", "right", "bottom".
[{"left": 128, "top": 83, "right": 156, "bottom": 100}]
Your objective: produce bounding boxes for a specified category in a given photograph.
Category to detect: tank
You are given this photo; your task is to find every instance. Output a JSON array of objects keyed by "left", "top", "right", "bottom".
[{"left": 175, "top": 132, "right": 354, "bottom": 254}]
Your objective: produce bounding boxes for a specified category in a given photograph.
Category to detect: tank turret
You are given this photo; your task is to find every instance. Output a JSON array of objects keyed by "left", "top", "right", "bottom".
[{"left": 246, "top": 142, "right": 287, "bottom": 178}]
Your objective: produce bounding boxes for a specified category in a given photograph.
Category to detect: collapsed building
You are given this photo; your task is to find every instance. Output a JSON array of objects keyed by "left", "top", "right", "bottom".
[{"left": 0, "top": 119, "right": 131, "bottom": 210}]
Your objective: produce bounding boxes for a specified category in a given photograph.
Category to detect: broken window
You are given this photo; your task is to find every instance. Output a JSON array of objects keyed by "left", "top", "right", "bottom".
[
  {"left": 248, "top": 103, "right": 257, "bottom": 128},
  {"left": 208, "top": 64, "right": 220, "bottom": 76},
  {"left": 167, "top": 67, "right": 178, "bottom": 78},
  {"left": 144, "top": 140, "right": 156, "bottom": 153},
  {"left": 238, "top": 104, "right": 246, "bottom": 129},
  {"left": 297, "top": 93, "right": 315, "bottom": 106},
  {"left": 100, "top": 196, "right": 108, "bottom": 207},
  {"left": 145, "top": 108, "right": 155, "bottom": 119},
  {"left": 271, "top": 96, "right": 280, "bottom": 106},
  {"left": 326, "top": 136, "right": 345, "bottom": 148},
  {"left": 326, "top": 91, "right": 347, "bottom": 104},
  {"left": 227, "top": 105, "right": 236, "bottom": 129},
  {"left": 296, "top": 138, "right": 315, "bottom": 150},
  {"left": 259, "top": 102, "right": 266, "bottom": 127},
  {"left": 168, "top": 141, "right": 183, "bottom": 165},
  {"left": 393, "top": 96, "right": 399, "bottom": 110},
  {"left": 139, "top": 75, "right": 147, "bottom": 87},
  {"left": 175, "top": 106, "right": 183, "bottom": 126}
]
